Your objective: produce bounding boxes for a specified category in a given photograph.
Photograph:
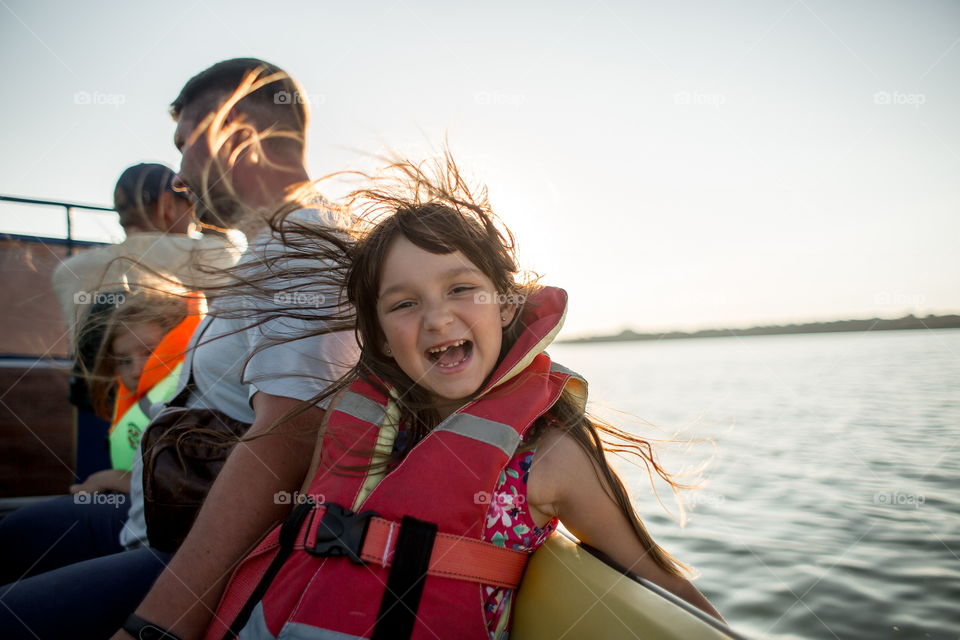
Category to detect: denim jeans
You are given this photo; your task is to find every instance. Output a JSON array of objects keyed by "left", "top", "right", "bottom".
[
  {"left": 0, "top": 494, "right": 129, "bottom": 583},
  {"left": 0, "top": 494, "right": 172, "bottom": 639}
]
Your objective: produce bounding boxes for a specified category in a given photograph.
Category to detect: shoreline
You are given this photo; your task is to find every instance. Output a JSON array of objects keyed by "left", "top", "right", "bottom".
[{"left": 560, "top": 314, "right": 960, "bottom": 344}]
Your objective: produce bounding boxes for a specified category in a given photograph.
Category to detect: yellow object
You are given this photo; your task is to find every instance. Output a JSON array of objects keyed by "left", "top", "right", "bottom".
[{"left": 513, "top": 532, "right": 742, "bottom": 640}]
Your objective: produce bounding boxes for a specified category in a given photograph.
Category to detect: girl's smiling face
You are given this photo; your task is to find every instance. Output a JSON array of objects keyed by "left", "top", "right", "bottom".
[{"left": 377, "top": 236, "right": 515, "bottom": 416}]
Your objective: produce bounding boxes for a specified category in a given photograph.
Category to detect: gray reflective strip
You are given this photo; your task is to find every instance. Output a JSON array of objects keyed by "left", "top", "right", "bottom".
[
  {"left": 436, "top": 414, "right": 521, "bottom": 458},
  {"left": 549, "top": 360, "right": 583, "bottom": 380},
  {"left": 278, "top": 624, "right": 369, "bottom": 640},
  {"left": 238, "top": 601, "right": 277, "bottom": 640},
  {"left": 137, "top": 395, "right": 162, "bottom": 421},
  {"left": 237, "top": 601, "right": 369, "bottom": 640},
  {"left": 335, "top": 391, "right": 386, "bottom": 425}
]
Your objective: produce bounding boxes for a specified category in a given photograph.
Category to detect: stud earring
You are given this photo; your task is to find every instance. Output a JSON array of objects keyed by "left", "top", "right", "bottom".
[
  {"left": 384, "top": 345, "right": 392, "bottom": 356},
  {"left": 501, "top": 316, "right": 507, "bottom": 322}
]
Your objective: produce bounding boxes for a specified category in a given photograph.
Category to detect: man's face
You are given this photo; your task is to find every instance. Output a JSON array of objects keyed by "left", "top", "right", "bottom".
[
  {"left": 172, "top": 109, "right": 208, "bottom": 197},
  {"left": 172, "top": 104, "right": 242, "bottom": 227}
]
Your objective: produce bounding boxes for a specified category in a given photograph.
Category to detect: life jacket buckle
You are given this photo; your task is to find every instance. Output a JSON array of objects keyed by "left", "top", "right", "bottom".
[{"left": 306, "top": 502, "right": 379, "bottom": 565}]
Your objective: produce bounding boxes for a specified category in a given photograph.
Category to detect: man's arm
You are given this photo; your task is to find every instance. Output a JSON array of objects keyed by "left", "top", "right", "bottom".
[{"left": 111, "top": 392, "right": 323, "bottom": 640}]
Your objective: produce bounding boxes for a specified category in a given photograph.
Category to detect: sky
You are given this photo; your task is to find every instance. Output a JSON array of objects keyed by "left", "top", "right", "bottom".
[{"left": 1, "top": 0, "right": 958, "bottom": 337}]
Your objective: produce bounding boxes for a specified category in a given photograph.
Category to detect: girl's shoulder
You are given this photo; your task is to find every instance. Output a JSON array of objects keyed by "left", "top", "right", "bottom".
[
  {"left": 524, "top": 416, "right": 594, "bottom": 469},
  {"left": 523, "top": 418, "right": 600, "bottom": 518}
]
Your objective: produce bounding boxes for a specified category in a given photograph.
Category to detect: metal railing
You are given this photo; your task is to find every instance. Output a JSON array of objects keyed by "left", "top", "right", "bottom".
[{"left": 0, "top": 194, "right": 115, "bottom": 256}]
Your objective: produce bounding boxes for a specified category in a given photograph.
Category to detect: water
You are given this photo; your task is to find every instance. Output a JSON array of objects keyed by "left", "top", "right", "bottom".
[{"left": 549, "top": 329, "right": 960, "bottom": 640}]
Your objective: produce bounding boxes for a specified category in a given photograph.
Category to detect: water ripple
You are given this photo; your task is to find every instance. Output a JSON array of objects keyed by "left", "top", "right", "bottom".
[{"left": 551, "top": 329, "right": 960, "bottom": 639}]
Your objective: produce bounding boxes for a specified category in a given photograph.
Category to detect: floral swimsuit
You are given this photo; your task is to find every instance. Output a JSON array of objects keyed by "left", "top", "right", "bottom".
[{"left": 481, "top": 446, "right": 559, "bottom": 639}]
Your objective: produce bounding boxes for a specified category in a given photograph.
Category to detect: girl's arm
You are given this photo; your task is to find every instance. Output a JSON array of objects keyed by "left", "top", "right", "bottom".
[
  {"left": 529, "top": 427, "right": 726, "bottom": 623},
  {"left": 69, "top": 468, "right": 131, "bottom": 494}
]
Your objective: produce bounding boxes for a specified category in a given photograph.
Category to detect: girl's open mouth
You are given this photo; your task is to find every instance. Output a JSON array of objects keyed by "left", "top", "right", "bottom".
[{"left": 425, "top": 339, "right": 473, "bottom": 369}]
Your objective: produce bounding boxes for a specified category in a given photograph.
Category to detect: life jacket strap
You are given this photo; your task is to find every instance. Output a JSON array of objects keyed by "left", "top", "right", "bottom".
[
  {"left": 301, "top": 503, "right": 530, "bottom": 589},
  {"left": 371, "top": 515, "right": 438, "bottom": 640}
]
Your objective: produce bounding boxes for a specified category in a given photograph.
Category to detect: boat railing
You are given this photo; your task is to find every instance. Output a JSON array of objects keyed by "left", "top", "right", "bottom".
[
  {"left": 0, "top": 196, "right": 116, "bottom": 496},
  {"left": 0, "top": 194, "right": 116, "bottom": 254}
]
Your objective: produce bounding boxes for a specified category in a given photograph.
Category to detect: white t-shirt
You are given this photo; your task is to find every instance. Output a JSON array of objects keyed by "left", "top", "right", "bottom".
[{"left": 120, "top": 206, "right": 359, "bottom": 549}]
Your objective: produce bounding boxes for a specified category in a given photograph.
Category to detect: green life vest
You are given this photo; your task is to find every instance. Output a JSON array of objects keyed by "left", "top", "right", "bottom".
[{"left": 109, "top": 362, "right": 183, "bottom": 470}]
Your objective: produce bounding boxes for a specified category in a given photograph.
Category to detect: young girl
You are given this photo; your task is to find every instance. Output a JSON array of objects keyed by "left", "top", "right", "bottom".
[
  {"left": 71, "top": 288, "right": 202, "bottom": 494},
  {"left": 0, "top": 287, "right": 201, "bottom": 588},
  {"left": 198, "top": 158, "right": 724, "bottom": 640}
]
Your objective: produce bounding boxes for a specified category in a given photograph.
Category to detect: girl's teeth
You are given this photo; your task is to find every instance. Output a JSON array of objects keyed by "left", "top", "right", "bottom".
[
  {"left": 427, "top": 340, "right": 471, "bottom": 367},
  {"left": 429, "top": 339, "right": 464, "bottom": 354}
]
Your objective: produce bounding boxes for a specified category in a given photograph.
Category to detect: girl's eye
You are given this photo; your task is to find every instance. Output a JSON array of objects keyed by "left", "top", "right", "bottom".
[
  {"left": 389, "top": 300, "right": 415, "bottom": 312},
  {"left": 450, "top": 285, "right": 476, "bottom": 295}
]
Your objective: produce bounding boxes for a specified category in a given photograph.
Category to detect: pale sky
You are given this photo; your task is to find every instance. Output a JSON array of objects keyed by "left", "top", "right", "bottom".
[{"left": 1, "top": 0, "right": 957, "bottom": 337}]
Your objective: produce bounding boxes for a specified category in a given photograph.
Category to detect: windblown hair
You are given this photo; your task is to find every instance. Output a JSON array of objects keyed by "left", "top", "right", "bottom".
[
  {"left": 138, "top": 142, "right": 702, "bottom": 579},
  {"left": 251, "top": 152, "right": 698, "bottom": 579},
  {"left": 80, "top": 285, "right": 191, "bottom": 420},
  {"left": 168, "top": 58, "right": 312, "bottom": 231},
  {"left": 342, "top": 157, "right": 531, "bottom": 437},
  {"left": 170, "top": 58, "right": 308, "bottom": 133}
]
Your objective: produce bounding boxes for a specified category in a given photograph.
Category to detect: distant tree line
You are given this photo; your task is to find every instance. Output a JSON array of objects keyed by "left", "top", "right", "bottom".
[{"left": 561, "top": 314, "right": 960, "bottom": 344}]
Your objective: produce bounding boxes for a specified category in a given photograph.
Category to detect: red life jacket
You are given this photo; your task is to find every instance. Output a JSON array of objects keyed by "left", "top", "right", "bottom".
[{"left": 206, "top": 286, "right": 585, "bottom": 640}]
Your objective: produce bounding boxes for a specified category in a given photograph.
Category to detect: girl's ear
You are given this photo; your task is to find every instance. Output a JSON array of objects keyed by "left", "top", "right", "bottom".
[{"left": 499, "top": 301, "right": 518, "bottom": 327}]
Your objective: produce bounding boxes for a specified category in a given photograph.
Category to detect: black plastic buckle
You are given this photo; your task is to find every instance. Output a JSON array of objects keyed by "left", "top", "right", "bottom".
[{"left": 305, "top": 502, "right": 378, "bottom": 565}]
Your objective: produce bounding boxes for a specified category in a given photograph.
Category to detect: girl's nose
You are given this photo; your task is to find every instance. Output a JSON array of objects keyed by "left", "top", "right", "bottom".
[{"left": 422, "top": 301, "right": 454, "bottom": 331}]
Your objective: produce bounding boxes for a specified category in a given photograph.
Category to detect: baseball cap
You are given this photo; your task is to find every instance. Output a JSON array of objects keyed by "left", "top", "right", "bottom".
[{"left": 114, "top": 163, "right": 190, "bottom": 211}]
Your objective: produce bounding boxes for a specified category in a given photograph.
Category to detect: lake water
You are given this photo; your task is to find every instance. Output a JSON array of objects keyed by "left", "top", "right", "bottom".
[{"left": 549, "top": 328, "right": 960, "bottom": 640}]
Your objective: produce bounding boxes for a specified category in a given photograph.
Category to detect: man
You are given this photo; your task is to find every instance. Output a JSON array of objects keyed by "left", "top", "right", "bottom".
[
  {"left": 0, "top": 59, "right": 356, "bottom": 639},
  {"left": 113, "top": 58, "right": 357, "bottom": 639},
  {"left": 52, "top": 162, "right": 246, "bottom": 339}
]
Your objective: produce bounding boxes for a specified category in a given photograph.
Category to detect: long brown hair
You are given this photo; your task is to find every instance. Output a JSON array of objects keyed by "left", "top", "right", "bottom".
[{"left": 265, "top": 152, "right": 698, "bottom": 578}]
